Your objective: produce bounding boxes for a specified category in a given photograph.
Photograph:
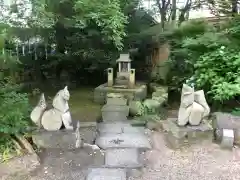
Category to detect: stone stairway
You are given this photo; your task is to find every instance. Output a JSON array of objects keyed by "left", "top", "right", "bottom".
[{"left": 86, "top": 95, "right": 152, "bottom": 180}]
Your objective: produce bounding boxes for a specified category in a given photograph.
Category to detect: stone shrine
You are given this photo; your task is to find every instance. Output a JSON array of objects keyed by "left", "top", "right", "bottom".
[{"left": 94, "top": 53, "right": 147, "bottom": 104}]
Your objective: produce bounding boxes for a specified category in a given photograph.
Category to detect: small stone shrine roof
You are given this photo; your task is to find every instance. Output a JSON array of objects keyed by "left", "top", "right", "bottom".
[{"left": 116, "top": 54, "right": 132, "bottom": 62}]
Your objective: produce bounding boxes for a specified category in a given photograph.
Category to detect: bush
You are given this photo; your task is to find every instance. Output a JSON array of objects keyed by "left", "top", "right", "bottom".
[
  {"left": 0, "top": 77, "right": 31, "bottom": 159},
  {"left": 166, "top": 17, "right": 240, "bottom": 105},
  {"left": 166, "top": 20, "right": 212, "bottom": 91}
]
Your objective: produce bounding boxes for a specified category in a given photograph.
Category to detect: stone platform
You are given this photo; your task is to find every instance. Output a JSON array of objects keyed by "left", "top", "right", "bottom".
[
  {"left": 94, "top": 82, "right": 147, "bottom": 104},
  {"left": 161, "top": 118, "right": 213, "bottom": 149},
  {"left": 32, "top": 127, "right": 96, "bottom": 149}
]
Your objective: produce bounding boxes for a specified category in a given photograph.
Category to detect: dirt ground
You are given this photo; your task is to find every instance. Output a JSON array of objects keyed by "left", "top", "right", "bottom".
[{"left": 2, "top": 131, "right": 240, "bottom": 180}]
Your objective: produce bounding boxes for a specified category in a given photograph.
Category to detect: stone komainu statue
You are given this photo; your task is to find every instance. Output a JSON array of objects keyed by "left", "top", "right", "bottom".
[
  {"left": 177, "top": 84, "right": 210, "bottom": 126},
  {"left": 30, "top": 86, "right": 73, "bottom": 131}
]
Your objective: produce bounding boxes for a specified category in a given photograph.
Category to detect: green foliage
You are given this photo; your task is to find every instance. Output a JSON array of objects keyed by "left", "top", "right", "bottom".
[
  {"left": 167, "top": 17, "right": 240, "bottom": 105},
  {"left": 194, "top": 47, "right": 240, "bottom": 101},
  {"left": 232, "top": 108, "right": 240, "bottom": 116},
  {"left": 0, "top": 77, "right": 31, "bottom": 159},
  {"left": 30, "top": 0, "right": 127, "bottom": 50},
  {"left": 0, "top": 78, "right": 31, "bottom": 134}
]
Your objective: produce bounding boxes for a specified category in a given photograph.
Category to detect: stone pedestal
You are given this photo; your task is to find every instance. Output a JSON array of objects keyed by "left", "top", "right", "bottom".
[
  {"left": 161, "top": 118, "right": 213, "bottom": 149},
  {"left": 129, "top": 69, "right": 135, "bottom": 88},
  {"left": 32, "top": 128, "right": 96, "bottom": 149},
  {"left": 107, "top": 68, "right": 113, "bottom": 87}
]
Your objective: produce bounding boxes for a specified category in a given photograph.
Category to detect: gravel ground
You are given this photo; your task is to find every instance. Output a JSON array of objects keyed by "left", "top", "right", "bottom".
[
  {"left": 2, "top": 131, "right": 240, "bottom": 180},
  {"left": 130, "top": 132, "right": 240, "bottom": 180}
]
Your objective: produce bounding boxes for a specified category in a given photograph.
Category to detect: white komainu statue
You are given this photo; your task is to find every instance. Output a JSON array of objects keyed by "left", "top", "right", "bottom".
[
  {"left": 177, "top": 84, "right": 210, "bottom": 126},
  {"left": 30, "top": 86, "right": 73, "bottom": 131}
]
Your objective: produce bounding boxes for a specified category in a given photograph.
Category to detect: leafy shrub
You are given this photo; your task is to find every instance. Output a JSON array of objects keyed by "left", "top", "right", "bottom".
[
  {"left": 0, "top": 77, "right": 31, "bottom": 157},
  {"left": 166, "top": 17, "right": 240, "bottom": 105},
  {"left": 166, "top": 20, "right": 212, "bottom": 91},
  {"left": 194, "top": 46, "right": 240, "bottom": 101}
]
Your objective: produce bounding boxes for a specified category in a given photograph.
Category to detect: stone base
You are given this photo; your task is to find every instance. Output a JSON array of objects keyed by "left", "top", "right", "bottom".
[
  {"left": 161, "top": 118, "right": 213, "bottom": 149},
  {"left": 94, "top": 82, "right": 147, "bottom": 104},
  {"left": 32, "top": 127, "right": 96, "bottom": 149}
]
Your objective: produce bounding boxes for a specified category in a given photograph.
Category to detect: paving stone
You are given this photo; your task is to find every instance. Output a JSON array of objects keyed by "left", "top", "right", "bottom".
[
  {"left": 106, "top": 98, "right": 127, "bottom": 106},
  {"left": 86, "top": 168, "right": 126, "bottom": 180},
  {"left": 101, "top": 105, "right": 129, "bottom": 122},
  {"left": 95, "top": 133, "right": 151, "bottom": 150},
  {"left": 97, "top": 122, "right": 131, "bottom": 134},
  {"left": 221, "top": 129, "right": 234, "bottom": 149},
  {"left": 102, "top": 113, "right": 128, "bottom": 122},
  {"left": 123, "top": 126, "right": 145, "bottom": 134},
  {"left": 105, "top": 148, "right": 142, "bottom": 168}
]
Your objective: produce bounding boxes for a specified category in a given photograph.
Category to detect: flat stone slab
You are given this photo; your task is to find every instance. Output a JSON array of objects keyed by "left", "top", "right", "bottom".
[
  {"left": 97, "top": 122, "right": 131, "bottom": 134},
  {"left": 105, "top": 148, "right": 142, "bottom": 168},
  {"left": 87, "top": 168, "right": 126, "bottom": 180},
  {"left": 123, "top": 126, "right": 145, "bottom": 134},
  {"left": 101, "top": 105, "right": 129, "bottom": 122},
  {"left": 95, "top": 133, "right": 151, "bottom": 150},
  {"left": 106, "top": 98, "right": 127, "bottom": 106},
  {"left": 97, "top": 122, "right": 145, "bottom": 135},
  {"left": 161, "top": 118, "right": 213, "bottom": 149},
  {"left": 32, "top": 128, "right": 96, "bottom": 149}
]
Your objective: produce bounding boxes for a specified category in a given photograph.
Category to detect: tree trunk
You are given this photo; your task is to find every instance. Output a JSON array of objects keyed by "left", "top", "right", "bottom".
[{"left": 232, "top": 0, "right": 238, "bottom": 16}]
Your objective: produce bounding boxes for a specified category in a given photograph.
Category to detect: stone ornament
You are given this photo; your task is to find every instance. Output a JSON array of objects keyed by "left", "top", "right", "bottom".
[
  {"left": 177, "top": 84, "right": 210, "bottom": 126},
  {"left": 30, "top": 86, "right": 73, "bottom": 131}
]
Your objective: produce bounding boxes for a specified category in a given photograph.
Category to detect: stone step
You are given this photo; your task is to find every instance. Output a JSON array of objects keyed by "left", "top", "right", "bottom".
[
  {"left": 95, "top": 133, "right": 151, "bottom": 150},
  {"left": 102, "top": 113, "right": 128, "bottom": 122},
  {"left": 104, "top": 148, "right": 142, "bottom": 168},
  {"left": 106, "top": 98, "right": 127, "bottom": 106},
  {"left": 86, "top": 168, "right": 127, "bottom": 180},
  {"left": 101, "top": 105, "right": 129, "bottom": 121},
  {"left": 97, "top": 122, "right": 145, "bottom": 135},
  {"left": 97, "top": 122, "right": 131, "bottom": 134}
]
